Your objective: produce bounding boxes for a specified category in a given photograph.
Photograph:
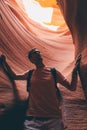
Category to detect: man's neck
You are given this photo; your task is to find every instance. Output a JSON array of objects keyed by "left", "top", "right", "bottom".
[{"left": 36, "top": 63, "right": 45, "bottom": 69}]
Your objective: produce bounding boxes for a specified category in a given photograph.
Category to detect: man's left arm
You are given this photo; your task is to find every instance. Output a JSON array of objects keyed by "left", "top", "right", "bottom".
[{"left": 57, "top": 54, "right": 81, "bottom": 91}]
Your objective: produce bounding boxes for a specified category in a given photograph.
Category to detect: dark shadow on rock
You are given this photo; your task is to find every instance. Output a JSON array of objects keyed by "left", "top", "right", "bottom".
[
  {"left": 0, "top": 99, "right": 28, "bottom": 130},
  {"left": 0, "top": 66, "right": 28, "bottom": 130}
]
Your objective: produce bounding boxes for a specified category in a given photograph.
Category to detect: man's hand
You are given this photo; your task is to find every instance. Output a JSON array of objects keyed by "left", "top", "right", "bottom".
[
  {"left": 75, "top": 54, "right": 81, "bottom": 71},
  {"left": 0, "top": 54, "right": 6, "bottom": 65}
]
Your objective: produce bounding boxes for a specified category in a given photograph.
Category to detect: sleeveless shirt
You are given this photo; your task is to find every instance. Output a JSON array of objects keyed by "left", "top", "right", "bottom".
[{"left": 26, "top": 67, "right": 63, "bottom": 118}]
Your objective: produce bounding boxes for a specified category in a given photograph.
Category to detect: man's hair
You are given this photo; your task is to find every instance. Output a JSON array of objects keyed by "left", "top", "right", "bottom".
[{"left": 28, "top": 48, "right": 37, "bottom": 59}]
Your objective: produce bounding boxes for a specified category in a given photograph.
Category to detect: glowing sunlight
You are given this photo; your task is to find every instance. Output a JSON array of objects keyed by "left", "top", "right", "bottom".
[{"left": 22, "top": 0, "right": 59, "bottom": 30}]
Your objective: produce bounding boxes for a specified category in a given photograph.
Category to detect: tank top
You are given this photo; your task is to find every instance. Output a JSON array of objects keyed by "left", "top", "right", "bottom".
[{"left": 26, "top": 67, "right": 62, "bottom": 118}]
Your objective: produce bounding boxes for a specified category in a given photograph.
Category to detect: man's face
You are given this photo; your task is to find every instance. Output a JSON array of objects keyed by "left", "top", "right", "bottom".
[{"left": 30, "top": 49, "right": 42, "bottom": 64}]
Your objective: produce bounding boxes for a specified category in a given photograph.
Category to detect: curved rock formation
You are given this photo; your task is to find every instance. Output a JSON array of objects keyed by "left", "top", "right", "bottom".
[{"left": 57, "top": 0, "right": 87, "bottom": 99}]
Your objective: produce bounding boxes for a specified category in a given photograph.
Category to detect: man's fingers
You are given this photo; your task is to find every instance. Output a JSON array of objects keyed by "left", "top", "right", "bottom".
[
  {"left": 75, "top": 54, "right": 82, "bottom": 65},
  {"left": 76, "top": 54, "right": 81, "bottom": 61},
  {"left": 0, "top": 54, "right": 6, "bottom": 61}
]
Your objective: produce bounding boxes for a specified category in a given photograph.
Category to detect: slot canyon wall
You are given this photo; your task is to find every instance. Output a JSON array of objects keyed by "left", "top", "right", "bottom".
[
  {"left": 57, "top": 0, "right": 87, "bottom": 99},
  {"left": 0, "top": 0, "right": 87, "bottom": 129}
]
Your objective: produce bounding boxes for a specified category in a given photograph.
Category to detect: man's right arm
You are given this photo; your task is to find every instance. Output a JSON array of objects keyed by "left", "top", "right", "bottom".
[{"left": 1, "top": 55, "right": 28, "bottom": 80}]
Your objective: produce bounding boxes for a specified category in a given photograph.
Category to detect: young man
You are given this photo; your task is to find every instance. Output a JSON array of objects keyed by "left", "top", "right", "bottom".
[{"left": 0, "top": 48, "right": 81, "bottom": 130}]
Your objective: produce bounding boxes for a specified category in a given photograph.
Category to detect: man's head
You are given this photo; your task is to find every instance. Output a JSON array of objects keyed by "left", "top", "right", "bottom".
[{"left": 28, "top": 48, "right": 42, "bottom": 64}]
